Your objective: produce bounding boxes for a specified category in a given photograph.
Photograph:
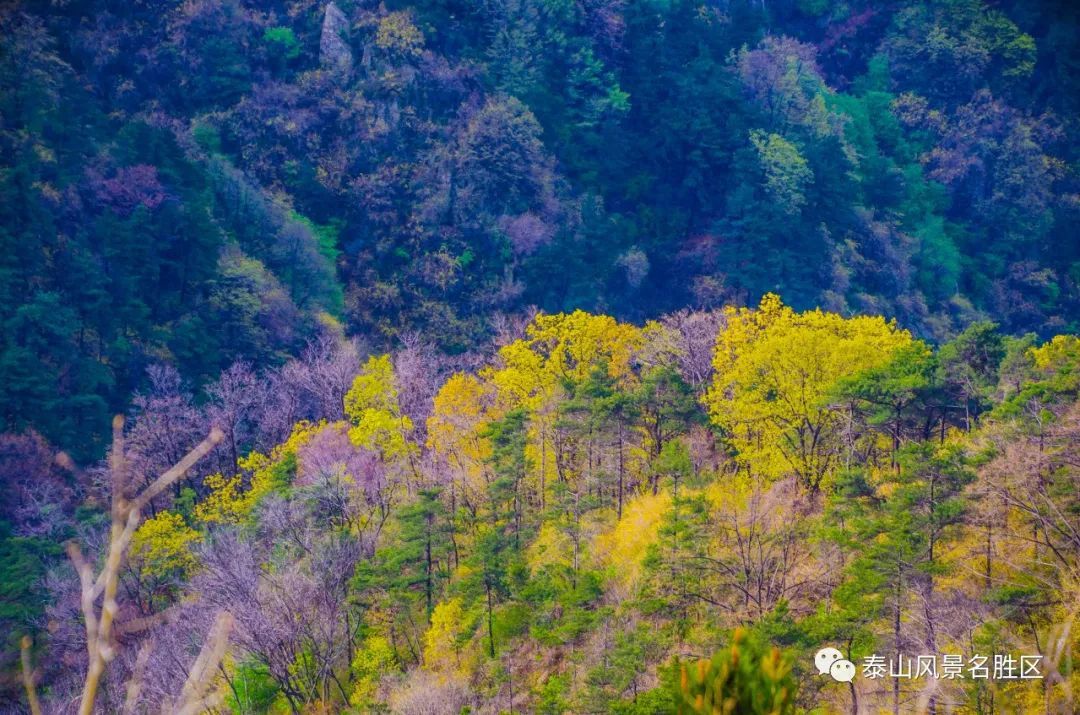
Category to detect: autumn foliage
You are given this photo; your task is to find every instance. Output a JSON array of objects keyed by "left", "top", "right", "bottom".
[
  {"left": 2, "top": 0, "right": 1080, "bottom": 711},
  {"left": 3, "top": 297, "right": 1077, "bottom": 712}
]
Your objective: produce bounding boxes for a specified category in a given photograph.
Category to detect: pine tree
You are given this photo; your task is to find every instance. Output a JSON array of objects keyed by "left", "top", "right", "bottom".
[{"left": 386, "top": 487, "right": 451, "bottom": 622}]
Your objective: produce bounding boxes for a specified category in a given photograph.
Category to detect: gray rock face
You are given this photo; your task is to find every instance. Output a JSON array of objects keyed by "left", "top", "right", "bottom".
[{"left": 320, "top": 2, "right": 353, "bottom": 78}]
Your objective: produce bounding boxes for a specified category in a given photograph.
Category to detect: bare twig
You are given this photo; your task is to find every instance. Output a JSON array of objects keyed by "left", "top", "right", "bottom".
[
  {"left": 59, "top": 415, "right": 223, "bottom": 715},
  {"left": 122, "top": 641, "right": 152, "bottom": 715},
  {"left": 170, "top": 611, "right": 235, "bottom": 715},
  {"left": 114, "top": 605, "right": 181, "bottom": 637},
  {"left": 20, "top": 636, "right": 42, "bottom": 715}
]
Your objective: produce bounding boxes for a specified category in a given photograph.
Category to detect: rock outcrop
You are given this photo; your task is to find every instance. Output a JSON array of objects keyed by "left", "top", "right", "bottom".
[{"left": 320, "top": 2, "right": 353, "bottom": 79}]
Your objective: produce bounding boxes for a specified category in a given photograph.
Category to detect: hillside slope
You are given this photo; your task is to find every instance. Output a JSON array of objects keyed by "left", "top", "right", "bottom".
[
  {"left": 11, "top": 298, "right": 1080, "bottom": 713},
  {"left": 3, "top": 0, "right": 1079, "bottom": 458}
]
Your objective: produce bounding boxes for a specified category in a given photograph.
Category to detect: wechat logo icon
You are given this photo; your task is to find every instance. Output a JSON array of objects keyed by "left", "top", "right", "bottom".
[{"left": 815, "top": 647, "right": 856, "bottom": 682}]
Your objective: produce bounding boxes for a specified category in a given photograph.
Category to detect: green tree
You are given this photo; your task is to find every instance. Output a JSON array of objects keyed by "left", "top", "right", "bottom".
[
  {"left": 825, "top": 443, "right": 972, "bottom": 714},
  {"left": 832, "top": 340, "right": 938, "bottom": 465},
  {"left": 464, "top": 409, "right": 533, "bottom": 658},
  {"left": 641, "top": 487, "right": 712, "bottom": 629},
  {"left": 748, "top": 130, "right": 813, "bottom": 217},
  {"left": 386, "top": 487, "right": 452, "bottom": 621},
  {"left": 672, "top": 628, "right": 797, "bottom": 715},
  {"left": 938, "top": 322, "right": 1006, "bottom": 431}
]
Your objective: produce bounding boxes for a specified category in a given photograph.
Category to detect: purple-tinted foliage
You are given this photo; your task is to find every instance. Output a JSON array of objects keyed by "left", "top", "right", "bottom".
[
  {"left": 919, "top": 90, "right": 1063, "bottom": 214},
  {"left": 255, "top": 334, "right": 362, "bottom": 449},
  {"left": 295, "top": 424, "right": 391, "bottom": 551},
  {"left": 738, "top": 37, "right": 820, "bottom": 104},
  {"left": 296, "top": 423, "right": 381, "bottom": 494},
  {"left": 659, "top": 309, "right": 726, "bottom": 393},
  {"left": 498, "top": 211, "right": 555, "bottom": 257},
  {"left": 737, "top": 35, "right": 846, "bottom": 138},
  {"left": 125, "top": 364, "right": 208, "bottom": 498},
  {"left": 86, "top": 164, "right": 169, "bottom": 216},
  {"left": 819, "top": 8, "right": 878, "bottom": 55},
  {"left": 205, "top": 361, "right": 261, "bottom": 476},
  {"left": 193, "top": 522, "right": 362, "bottom": 708},
  {"left": 393, "top": 332, "right": 446, "bottom": 441},
  {"left": 125, "top": 604, "right": 218, "bottom": 712},
  {"left": 0, "top": 431, "right": 75, "bottom": 538},
  {"left": 38, "top": 566, "right": 88, "bottom": 712},
  {"left": 255, "top": 360, "right": 311, "bottom": 451},
  {"left": 296, "top": 332, "right": 363, "bottom": 421},
  {"left": 580, "top": 0, "right": 627, "bottom": 55},
  {"left": 490, "top": 308, "right": 540, "bottom": 351}
]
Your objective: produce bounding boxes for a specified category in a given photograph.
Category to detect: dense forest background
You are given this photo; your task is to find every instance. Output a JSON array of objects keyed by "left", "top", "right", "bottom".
[
  {"left": 2, "top": 0, "right": 1080, "bottom": 713},
  {"left": 3, "top": 0, "right": 1079, "bottom": 459}
]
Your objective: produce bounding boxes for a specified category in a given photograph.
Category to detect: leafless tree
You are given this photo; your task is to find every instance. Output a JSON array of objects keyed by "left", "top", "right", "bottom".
[
  {"left": 296, "top": 423, "right": 392, "bottom": 551},
  {"left": 703, "top": 477, "right": 821, "bottom": 621},
  {"left": 490, "top": 307, "right": 539, "bottom": 350},
  {"left": 0, "top": 431, "right": 76, "bottom": 539},
  {"left": 658, "top": 308, "right": 725, "bottom": 393},
  {"left": 255, "top": 359, "right": 310, "bottom": 448},
  {"left": 22, "top": 416, "right": 230, "bottom": 715},
  {"left": 296, "top": 332, "right": 363, "bottom": 421},
  {"left": 205, "top": 361, "right": 261, "bottom": 476},
  {"left": 393, "top": 332, "right": 446, "bottom": 444},
  {"left": 194, "top": 498, "right": 365, "bottom": 713},
  {"left": 125, "top": 365, "right": 206, "bottom": 505},
  {"left": 390, "top": 669, "right": 472, "bottom": 715}
]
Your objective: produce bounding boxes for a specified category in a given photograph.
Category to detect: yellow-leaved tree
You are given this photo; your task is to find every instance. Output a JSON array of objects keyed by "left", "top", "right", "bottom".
[
  {"left": 1029, "top": 334, "right": 1080, "bottom": 395},
  {"left": 349, "top": 635, "right": 396, "bottom": 710},
  {"left": 345, "top": 354, "right": 415, "bottom": 462},
  {"left": 481, "top": 310, "right": 644, "bottom": 411},
  {"left": 128, "top": 511, "right": 202, "bottom": 612},
  {"left": 520, "top": 310, "right": 643, "bottom": 384},
  {"left": 129, "top": 511, "right": 201, "bottom": 579},
  {"left": 479, "top": 311, "right": 645, "bottom": 507},
  {"left": 194, "top": 421, "right": 319, "bottom": 525},
  {"left": 427, "top": 372, "right": 493, "bottom": 497},
  {"left": 422, "top": 598, "right": 470, "bottom": 680},
  {"left": 704, "top": 294, "right": 911, "bottom": 490},
  {"left": 593, "top": 490, "right": 672, "bottom": 592}
]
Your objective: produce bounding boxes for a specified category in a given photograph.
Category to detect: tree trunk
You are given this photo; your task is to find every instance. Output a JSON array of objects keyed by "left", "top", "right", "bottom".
[{"left": 486, "top": 584, "right": 496, "bottom": 658}]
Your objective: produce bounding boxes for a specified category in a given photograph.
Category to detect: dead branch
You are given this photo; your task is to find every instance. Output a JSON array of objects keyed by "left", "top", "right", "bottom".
[
  {"left": 26, "top": 415, "right": 224, "bottom": 715},
  {"left": 20, "top": 636, "right": 42, "bottom": 715},
  {"left": 122, "top": 641, "right": 152, "bottom": 715},
  {"left": 170, "top": 611, "right": 235, "bottom": 715}
]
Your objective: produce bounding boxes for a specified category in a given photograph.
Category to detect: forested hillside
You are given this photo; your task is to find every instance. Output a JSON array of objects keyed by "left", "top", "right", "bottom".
[
  {"left": 2, "top": 0, "right": 1079, "bottom": 458},
  {"left": 7, "top": 299, "right": 1080, "bottom": 713},
  {"left": 2, "top": 0, "right": 1080, "bottom": 713}
]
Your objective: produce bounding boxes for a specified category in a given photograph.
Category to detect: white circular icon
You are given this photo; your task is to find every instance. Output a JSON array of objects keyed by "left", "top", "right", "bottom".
[
  {"left": 830, "top": 658, "right": 856, "bottom": 682},
  {"left": 814, "top": 647, "right": 843, "bottom": 675}
]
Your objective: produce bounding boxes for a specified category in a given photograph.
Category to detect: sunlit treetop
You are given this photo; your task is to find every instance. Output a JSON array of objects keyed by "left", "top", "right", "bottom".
[
  {"left": 705, "top": 294, "right": 912, "bottom": 489},
  {"left": 129, "top": 511, "right": 201, "bottom": 582},
  {"left": 483, "top": 310, "right": 644, "bottom": 411},
  {"left": 427, "top": 372, "right": 494, "bottom": 491},
  {"left": 194, "top": 421, "right": 320, "bottom": 525},
  {"left": 345, "top": 354, "right": 415, "bottom": 460}
]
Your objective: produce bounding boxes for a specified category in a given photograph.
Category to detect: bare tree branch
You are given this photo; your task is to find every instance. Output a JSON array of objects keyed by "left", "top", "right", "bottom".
[
  {"left": 60, "top": 416, "right": 224, "bottom": 715},
  {"left": 20, "top": 636, "right": 43, "bottom": 715}
]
